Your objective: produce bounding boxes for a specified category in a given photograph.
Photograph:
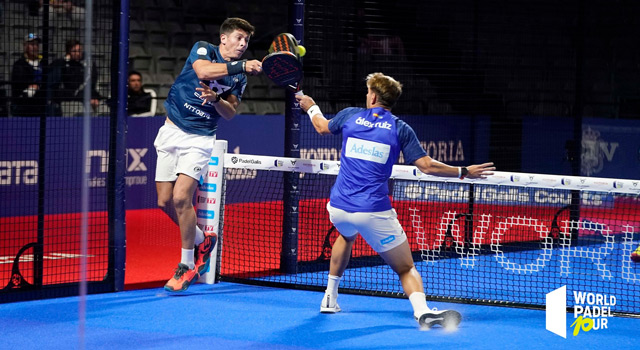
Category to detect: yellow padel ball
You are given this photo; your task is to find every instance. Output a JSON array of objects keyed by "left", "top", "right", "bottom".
[{"left": 297, "top": 45, "right": 306, "bottom": 57}]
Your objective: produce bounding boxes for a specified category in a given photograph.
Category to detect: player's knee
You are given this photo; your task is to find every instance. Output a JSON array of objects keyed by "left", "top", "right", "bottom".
[
  {"left": 395, "top": 263, "right": 416, "bottom": 277},
  {"left": 172, "top": 193, "right": 192, "bottom": 210},
  {"left": 157, "top": 197, "right": 171, "bottom": 211}
]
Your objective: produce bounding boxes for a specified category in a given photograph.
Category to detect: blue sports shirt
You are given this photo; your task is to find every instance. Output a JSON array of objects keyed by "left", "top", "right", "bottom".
[
  {"left": 164, "top": 41, "right": 247, "bottom": 136},
  {"left": 328, "top": 107, "right": 427, "bottom": 212}
]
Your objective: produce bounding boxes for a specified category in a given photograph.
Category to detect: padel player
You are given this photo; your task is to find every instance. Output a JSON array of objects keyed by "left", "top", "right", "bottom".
[
  {"left": 155, "top": 17, "right": 262, "bottom": 292},
  {"left": 295, "top": 72, "right": 495, "bottom": 329}
]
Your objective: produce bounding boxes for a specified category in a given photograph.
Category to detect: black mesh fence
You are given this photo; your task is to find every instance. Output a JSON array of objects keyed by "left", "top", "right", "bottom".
[{"left": 0, "top": 0, "right": 121, "bottom": 302}]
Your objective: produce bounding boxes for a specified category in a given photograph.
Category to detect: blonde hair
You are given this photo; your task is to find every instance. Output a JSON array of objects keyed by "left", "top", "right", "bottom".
[{"left": 366, "top": 72, "right": 403, "bottom": 108}]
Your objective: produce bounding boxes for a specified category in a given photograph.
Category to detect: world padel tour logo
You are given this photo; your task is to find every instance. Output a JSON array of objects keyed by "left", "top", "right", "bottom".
[{"left": 546, "top": 286, "right": 616, "bottom": 338}]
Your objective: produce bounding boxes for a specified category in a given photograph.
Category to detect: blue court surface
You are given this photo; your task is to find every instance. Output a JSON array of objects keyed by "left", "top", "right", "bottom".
[{"left": 0, "top": 282, "right": 637, "bottom": 350}]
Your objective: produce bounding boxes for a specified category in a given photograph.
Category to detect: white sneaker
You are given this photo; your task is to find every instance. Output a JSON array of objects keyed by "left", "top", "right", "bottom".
[
  {"left": 415, "top": 308, "right": 461, "bottom": 329},
  {"left": 320, "top": 293, "right": 341, "bottom": 313}
]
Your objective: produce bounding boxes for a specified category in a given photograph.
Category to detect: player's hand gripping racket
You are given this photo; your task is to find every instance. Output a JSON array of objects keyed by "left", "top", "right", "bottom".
[{"left": 262, "top": 33, "right": 305, "bottom": 94}]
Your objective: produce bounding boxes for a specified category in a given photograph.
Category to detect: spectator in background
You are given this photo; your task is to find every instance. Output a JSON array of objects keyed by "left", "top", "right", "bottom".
[
  {"left": 28, "top": 0, "right": 85, "bottom": 24},
  {"left": 47, "top": 39, "right": 100, "bottom": 116},
  {"left": 11, "top": 33, "right": 46, "bottom": 117},
  {"left": 127, "top": 71, "right": 156, "bottom": 117}
]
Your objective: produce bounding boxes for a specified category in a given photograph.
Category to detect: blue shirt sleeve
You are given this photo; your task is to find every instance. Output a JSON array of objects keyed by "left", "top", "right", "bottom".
[
  {"left": 188, "top": 42, "right": 246, "bottom": 101},
  {"left": 397, "top": 119, "right": 427, "bottom": 164},
  {"left": 328, "top": 107, "right": 364, "bottom": 134},
  {"left": 190, "top": 41, "right": 214, "bottom": 62}
]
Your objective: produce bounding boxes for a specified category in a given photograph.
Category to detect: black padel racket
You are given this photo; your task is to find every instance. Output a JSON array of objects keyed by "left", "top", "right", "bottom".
[{"left": 262, "top": 33, "right": 303, "bottom": 92}]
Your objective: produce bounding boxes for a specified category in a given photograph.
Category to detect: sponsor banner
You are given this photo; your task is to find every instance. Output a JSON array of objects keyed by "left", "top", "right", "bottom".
[
  {"left": 392, "top": 180, "right": 623, "bottom": 208},
  {"left": 0, "top": 116, "right": 164, "bottom": 216},
  {"left": 345, "top": 137, "right": 390, "bottom": 164},
  {"left": 196, "top": 209, "right": 215, "bottom": 220},
  {"left": 522, "top": 117, "right": 574, "bottom": 175},
  {"left": 295, "top": 115, "right": 490, "bottom": 165},
  {"left": 216, "top": 114, "right": 285, "bottom": 157},
  {"left": 3, "top": 115, "right": 638, "bottom": 216},
  {"left": 582, "top": 118, "right": 640, "bottom": 179},
  {"left": 198, "top": 183, "right": 217, "bottom": 192},
  {"left": 125, "top": 117, "right": 165, "bottom": 210},
  {"left": 522, "top": 116, "right": 640, "bottom": 180},
  {"left": 0, "top": 118, "right": 112, "bottom": 216},
  {"left": 196, "top": 140, "right": 227, "bottom": 284}
]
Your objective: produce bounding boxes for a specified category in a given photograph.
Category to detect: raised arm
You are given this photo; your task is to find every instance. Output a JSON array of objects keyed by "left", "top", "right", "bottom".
[
  {"left": 295, "top": 94, "right": 331, "bottom": 135},
  {"left": 192, "top": 59, "right": 263, "bottom": 81}
]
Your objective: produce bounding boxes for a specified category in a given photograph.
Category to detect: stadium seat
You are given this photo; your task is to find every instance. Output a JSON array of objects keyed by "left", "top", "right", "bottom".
[
  {"left": 60, "top": 101, "right": 85, "bottom": 117},
  {"left": 145, "top": 20, "right": 169, "bottom": 48},
  {"left": 158, "top": 85, "right": 172, "bottom": 99},
  {"left": 268, "top": 87, "right": 285, "bottom": 99},
  {"left": 150, "top": 47, "right": 176, "bottom": 74},
  {"left": 129, "top": 19, "right": 147, "bottom": 49},
  {"left": 236, "top": 101, "right": 257, "bottom": 115},
  {"left": 251, "top": 85, "right": 269, "bottom": 99},
  {"left": 129, "top": 45, "right": 153, "bottom": 73},
  {"left": 167, "top": 23, "right": 191, "bottom": 52},
  {"left": 156, "top": 99, "right": 167, "bottom": 116},
  {"left": 254, "top": 101, "right": 283, "bottom": 115},
  {"left": 95, "top": 102, "right": 110, "bottom": 117},
  {"left": 185, "top": 23, "right": 209, "bottom": 43}
]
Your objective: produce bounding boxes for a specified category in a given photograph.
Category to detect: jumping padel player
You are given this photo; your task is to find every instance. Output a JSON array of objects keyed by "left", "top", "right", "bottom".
[
  {"left": 155, "top": 17, "right": 262, "bottom": 292},
  {"left": 295, "top": 72, "right": 495, "bottom": 329}
]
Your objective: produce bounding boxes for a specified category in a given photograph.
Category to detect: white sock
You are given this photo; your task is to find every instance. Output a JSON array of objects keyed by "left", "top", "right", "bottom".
[
  {"left": 326, "top": 274, "right": 341, "bottom": 296},
  {"left": 181, "top": 248, "right": 195, "bottom": 269},
  {"left": 409, "top": 292, "right": 430, "bottom": 318},
  {"left": 194, "top": 226, "right": 205, "bottom": 246}
]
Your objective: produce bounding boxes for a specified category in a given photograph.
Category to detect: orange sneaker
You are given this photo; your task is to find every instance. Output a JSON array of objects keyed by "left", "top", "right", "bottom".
[
  {"left": 164, "top": 263, "right": 198, "bottom": 292},
  {"left": 631, "top": 245, "right": 640, "bottom": 263},
  {"left": 194, "top": 232, "right": 217, "bottom": 274}
]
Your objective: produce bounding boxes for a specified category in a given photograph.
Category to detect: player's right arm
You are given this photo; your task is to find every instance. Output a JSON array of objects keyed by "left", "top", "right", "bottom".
[
  {"left": 190, "top": 41, "right": 262, "bottom": 80},
  {"left": 295, "top": 94, "right": 331, "bottom": 135},
  {"left": 193, "top": 60, "right": 262, "bottom": 80}
]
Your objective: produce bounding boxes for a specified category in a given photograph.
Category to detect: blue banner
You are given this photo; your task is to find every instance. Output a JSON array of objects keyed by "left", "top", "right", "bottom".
[
  {"left": 521, "top": 116, "right": 640, "bottom": 179},
  {"left": 582, "top": 118, "right": 640, "bottom": 180}
]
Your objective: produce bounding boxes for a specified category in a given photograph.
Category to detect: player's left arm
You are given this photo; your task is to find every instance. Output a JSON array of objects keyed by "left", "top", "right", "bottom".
[
  {"left": 398, "top": 120, "right": 495, "bottom": 178},
  {"left": 413, "top": 155, "right": 495, "bottom": 179},
  {"left": 196, "top": 81, "right": 237, "bottom": 120}
]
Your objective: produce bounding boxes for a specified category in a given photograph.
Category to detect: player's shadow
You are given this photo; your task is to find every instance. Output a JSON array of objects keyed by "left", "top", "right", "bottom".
[{"left": 267, "top": 310, "right": 435, "bottom": 348}]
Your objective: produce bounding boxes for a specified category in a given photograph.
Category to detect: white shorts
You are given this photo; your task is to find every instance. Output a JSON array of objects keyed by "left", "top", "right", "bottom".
[
  {"left": 326, "top": 202, "right": 407, "bottom": 253},
  {"left": 154, "top": 122, "right": 215, "bottom": 182}
]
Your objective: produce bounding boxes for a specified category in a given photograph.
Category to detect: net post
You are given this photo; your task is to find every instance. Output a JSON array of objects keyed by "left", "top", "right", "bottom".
[
  {"left": 33, "top": 0, "right": 54, "bottom": 289},
  {"left": 280, "top": 0, "right": 305, "bottom": 274},
  {"left": 197, "top": 140, "right": 227, "bottom": 284},
  {"left": 568, "top": 0, "right": 585, "bottom": 245},
  {"left": 108, "top": 0, "right": 130, "bottom": 293},
  {"left": 464, "top": 183, "right": 475, "bottom": 249}
]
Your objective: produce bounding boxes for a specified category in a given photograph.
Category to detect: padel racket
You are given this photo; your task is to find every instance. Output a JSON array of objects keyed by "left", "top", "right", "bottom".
[{"left": 262, "top": 33, "right": 303, "bottom": 92}]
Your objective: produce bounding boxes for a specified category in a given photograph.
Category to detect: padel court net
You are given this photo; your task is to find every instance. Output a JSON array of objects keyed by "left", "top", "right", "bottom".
[{"left": 218, "top": 153, "right": 640, "bottom": 316}]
